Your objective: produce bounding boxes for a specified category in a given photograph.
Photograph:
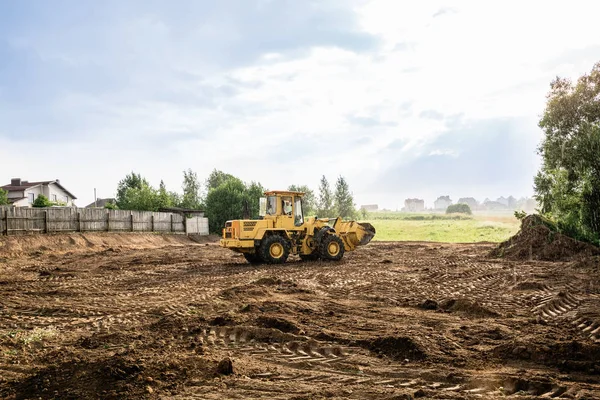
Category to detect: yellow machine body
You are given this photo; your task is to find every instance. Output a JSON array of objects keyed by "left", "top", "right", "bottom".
[{"left": 219, "top": 190, "right": 375, "bottom": 264}]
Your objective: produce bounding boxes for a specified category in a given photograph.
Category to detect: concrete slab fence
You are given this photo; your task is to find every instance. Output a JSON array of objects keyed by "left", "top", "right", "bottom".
[{"left": 0, "top": 207, "right": 209, "bottom": 236}]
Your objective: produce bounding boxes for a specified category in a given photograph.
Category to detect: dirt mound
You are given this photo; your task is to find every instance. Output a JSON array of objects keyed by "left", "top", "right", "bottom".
[
  {"left": 357, "top": 336, "right": 427, "bottom": 361},
  {"left": 512, "top": 281, "right": 548, "bottom": 291},
  {"left": 255, "top": 316, "right": 300, "bottom": 334},
  {"left": 440, "top": 298, "right": 499, "bottom": 318},
  {"left": 0, "top": 233, "right": 202, "bottom": 258},
  {"left": 490, "top": 215, "right": 600, "bottom": 261},
  {"left": 3, "top": 351, "right": 214, "bottom": 399},
  {"left": 493, "top": 340, "right": 600, "bottom": 373}
]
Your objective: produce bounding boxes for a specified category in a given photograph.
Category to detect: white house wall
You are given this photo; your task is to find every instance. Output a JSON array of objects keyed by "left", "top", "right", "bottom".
[
  {"left": 46, "top": 183, "right": 74, "bottom": 205},
  {"left": 12, "top": 198, "right": 30, "bottom": 207}
]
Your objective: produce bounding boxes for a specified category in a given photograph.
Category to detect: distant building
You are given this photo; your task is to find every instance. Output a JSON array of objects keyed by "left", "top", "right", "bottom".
[
  {"left": 457, "top": 197, "right": 478, "bottom": 210},
  {"left": 360, "top": 204, "right": 379, "bottom": 212},
  {"left": 1, "top": 178, "right": 77, "bottom": 207},
  {"left": 85, "top": 198, "right": 117, "bottom": 208},
  {"left": 404, "top": 198, "right": 425, "bottom": 212},
  {"left": 483, "top": 200, "right": 508, "bottom": 211},
  {"left": 496, "top": 196, "right": 509, "bottom": 207},
  {"left": 434, "top": 196, "right": 452, "bottom": 210}
]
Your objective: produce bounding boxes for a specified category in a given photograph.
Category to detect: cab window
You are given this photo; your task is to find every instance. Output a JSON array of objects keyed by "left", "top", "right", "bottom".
[
  {"left": 282, "top": 196, "right": 293, "bottom": 216},
  {"left": 294, "top": 197, "right": 304, "bottom": 226},
  {"left": 266, "top": 196, "right": 277, "bottom": 215}
]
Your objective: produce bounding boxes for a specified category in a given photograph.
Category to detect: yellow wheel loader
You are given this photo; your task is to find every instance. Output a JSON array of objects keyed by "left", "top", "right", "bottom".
[{"left": 219, "top": 190, "right": 376, "bottom": 264}]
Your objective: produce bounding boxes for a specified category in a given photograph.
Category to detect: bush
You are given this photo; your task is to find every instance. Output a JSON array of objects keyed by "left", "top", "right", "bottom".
[
  {"left": 32, "top": 195, "right": 54, "bottom": 208},
  {"left": 446, "top": 203, "right": 472, "bottom": 215}
]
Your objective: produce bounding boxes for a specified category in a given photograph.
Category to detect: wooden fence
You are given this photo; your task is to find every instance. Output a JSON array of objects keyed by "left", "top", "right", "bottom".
[{"left": 0, "top": 207, "right": 209, "bottom": 236}]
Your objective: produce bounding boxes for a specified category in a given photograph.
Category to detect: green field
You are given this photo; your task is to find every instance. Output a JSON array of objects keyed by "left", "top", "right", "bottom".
[{"left": 366, "top": 212, "right": 520, "bottom": 243}]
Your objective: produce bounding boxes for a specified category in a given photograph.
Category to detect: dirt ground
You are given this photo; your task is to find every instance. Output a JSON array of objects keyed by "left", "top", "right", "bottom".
[{"left": 1, "top": 233, "right": 599, "bottom": 399}]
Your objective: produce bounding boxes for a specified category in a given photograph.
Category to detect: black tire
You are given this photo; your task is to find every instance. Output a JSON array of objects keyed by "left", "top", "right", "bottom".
[
  {"left": 243, "top": 252, "right": 262, "bottom": 264},
  {"left": 299, "top": 253, "right": 319, "bottom": 261},
  {"left": 319, "top": 234, "right": 345, "bottom": 261},
  {"left": 259, "top": 235, "right": 290, "bottom": 264}
]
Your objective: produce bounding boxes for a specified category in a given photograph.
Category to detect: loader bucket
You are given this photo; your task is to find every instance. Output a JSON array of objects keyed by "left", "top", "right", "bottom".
[
  {"left": 357, "top": 222, "right": 376, "bottom": 246},
  {"left": 338, "top": 220, "right": 376, "bottom": 249}
]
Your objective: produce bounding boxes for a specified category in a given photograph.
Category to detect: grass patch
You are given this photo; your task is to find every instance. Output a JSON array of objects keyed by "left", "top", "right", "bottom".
[{"left": 366, "top": 212, "right": 520, "bottom": 243}]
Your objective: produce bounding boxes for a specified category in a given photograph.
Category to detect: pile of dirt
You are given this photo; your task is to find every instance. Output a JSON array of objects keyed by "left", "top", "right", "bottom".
[
  {"left": 439, "top": 298, "right": 500, "bottom": 318},
  {"left": 2, "top": 351, "right": 215, "bottom": 399},
  {"left": 357, "top": 336, "right": 427, "bottom": 361},
  {"left": 255, "top": 316, "right": 300, "bottom": 334},
  {"left": 490, "top": 215, "right": 600, "bottom": 261},
  {"left": 492, "top": 340, "right": 600, "bottom": 373}
]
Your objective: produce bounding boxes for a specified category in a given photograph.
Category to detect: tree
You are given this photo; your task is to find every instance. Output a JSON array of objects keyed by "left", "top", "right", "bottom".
[
  {"left": 205, "top": 177, "right": 247, "bottom": 233},
  {"left": 206, "top": 169, "right": 236, "bottom": 192},
  {"left": 245, "top": 181, "right": 266, "bottom": 219},
  {"left": 181, "top": 169, "right": 202, "bottom": 209},
  {"left": 116, "top": 172, "right": 148, "bottom": 209},
  {"left": 534, "top": 62, "right": 600, "bottom": 244},
  {"left": 32, "top": 195, "right": 53, "bottom": 208},
  {"left": 288, "top": 185, "right": 316, "bottom": 216},
  {"left": 334, "top": 176, "right": 356, "bottom": 219},
  {"left": 317, "top": 175, "right": 334, "bottom": 217},
  {"left": 446, "top": 203, "right": 472, "bottom": 215},
  {"left": 120, "top": 183, "right": 159, "bottom": 211},
  {"left": 0, "top": 188, "right": 8, "bottom": 205},
  {"left": 156, "top": 180, "right": 174, "bottom": 209}
]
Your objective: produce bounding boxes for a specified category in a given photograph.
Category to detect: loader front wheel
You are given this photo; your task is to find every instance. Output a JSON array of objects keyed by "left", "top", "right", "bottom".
[
  {"left": 260, "top": 235, "right": 290, "bottom": 264},
  {"left": 320, "top": 234, "right": 345, "bottom": 261}
]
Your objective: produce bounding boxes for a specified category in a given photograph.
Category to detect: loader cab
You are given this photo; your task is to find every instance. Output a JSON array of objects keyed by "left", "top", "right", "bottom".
[{"left": 259, "top": 191, "right": 304, "bottom": 228}]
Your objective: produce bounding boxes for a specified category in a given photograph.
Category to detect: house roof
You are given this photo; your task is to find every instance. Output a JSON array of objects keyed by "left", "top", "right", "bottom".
[
  {"left": 1, "top": 180, "right": 77, "bottom": 199},
  {"left": 85, "top": 198, "right": 116, "bottom": 208}
]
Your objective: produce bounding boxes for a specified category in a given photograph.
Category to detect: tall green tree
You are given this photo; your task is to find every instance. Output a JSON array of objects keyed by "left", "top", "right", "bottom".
[
  {"left": 534, "top": 62, "right": 600, "bottom": 244},
  {"left": 288, "top": 184, "right": 316, "bottom": 217},
  {"left": 116, "top": 172, "right": 148, "bottom": 209},
  {"left": 245, "top": 181, "right": 266, "bottom": 218},
  {"left": 156, "top": 180, "right": 174, "bottom": 209},
  {"left": 206, "top": 169, "right": 236, "bottom": 192},
  {"left": 205, "top": 177, "right": 247, "bottom": 233},
  {"left": 0, "top": 188, "right": 8, "bottom": 205},
  {"left": 334, "top": 176, "right": 356, "bottom": 219},
  {"left": 120, "top": 183, "right": 159, "bottom": 211},
  {"left": 317, "top": 175, "right": 334, "bottom": 217},
  {"left": 181, "top": 169, "right": 202, "bottom": 209}
]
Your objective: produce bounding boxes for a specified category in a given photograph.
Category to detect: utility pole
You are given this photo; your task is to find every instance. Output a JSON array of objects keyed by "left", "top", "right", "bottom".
[{"left": 94, "top": 188, "right": 97, "bottom": 208}]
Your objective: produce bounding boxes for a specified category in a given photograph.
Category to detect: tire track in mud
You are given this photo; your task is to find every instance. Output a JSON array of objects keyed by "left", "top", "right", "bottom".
[{"left": 197, "top": 326, "right": 352, "bottom": 366}]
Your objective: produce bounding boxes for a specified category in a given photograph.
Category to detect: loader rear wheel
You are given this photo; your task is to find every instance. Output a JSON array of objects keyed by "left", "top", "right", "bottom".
[
  {"left": 243, "top": 252, "right": 262, "bottom": 264},
  {"left": 320, "top": 234, "right": 345, "bottom": 261},
  {"left": 260, "top": 235, "right": 290, "bottom": 264}
]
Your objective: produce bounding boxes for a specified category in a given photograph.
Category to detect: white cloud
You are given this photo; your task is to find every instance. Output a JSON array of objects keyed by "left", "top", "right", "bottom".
[{"left": 1, "top": 0, "right": 599, "bottom": 209}]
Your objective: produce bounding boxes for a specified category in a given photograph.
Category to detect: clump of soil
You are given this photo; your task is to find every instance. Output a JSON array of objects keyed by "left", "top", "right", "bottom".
[
  {"left": 493, "top": 340, "right": 600, "bottom": 373},
  {"left": 490, "top": 215, "right": 600, "bottom": 261},
  {"left": 513, "top": 281, "right": 547, "bottom": 291},
  {"left": 439, "top": 298, "right": 499, "bottom": 318},
  {"left": 419, "top": 299, "right": 439, "bottom": 310},
  {"left": 357, "top": 336, "right": 426, "bottom": 361},
  {"left": 255, "top": 316, "right": 300, "bottom": 334}
]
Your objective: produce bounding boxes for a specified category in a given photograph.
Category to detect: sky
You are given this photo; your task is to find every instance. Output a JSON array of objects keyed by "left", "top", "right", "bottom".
[{"left": 1, "top": 0, "right": 599, "bottom": 209}]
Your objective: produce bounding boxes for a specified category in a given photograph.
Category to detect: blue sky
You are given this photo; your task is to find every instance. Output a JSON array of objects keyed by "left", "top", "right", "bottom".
[{"left": 1, "top": 0, "right": 599, "bottom": 208}]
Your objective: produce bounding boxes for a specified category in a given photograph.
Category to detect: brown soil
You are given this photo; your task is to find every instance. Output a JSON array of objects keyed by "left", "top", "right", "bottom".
[
  {"left": 490, "top": 215, "right": 600, "bottom": 261},
  {"left": 1, "top": 233, "right": 599, "bottom": 399}
]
